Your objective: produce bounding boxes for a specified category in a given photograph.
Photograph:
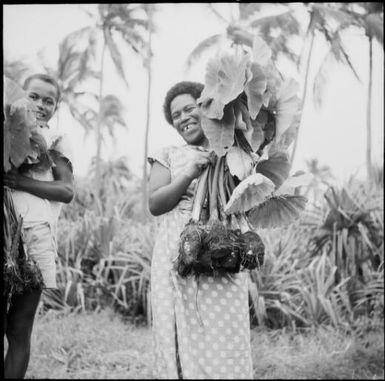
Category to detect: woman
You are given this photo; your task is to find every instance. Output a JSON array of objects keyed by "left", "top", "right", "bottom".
[
  {"left": 3, "top": 73, "right": 74, "bottom": 378},
  {"left": 148, "top": 81, "right": 253, "bottom": 379}
]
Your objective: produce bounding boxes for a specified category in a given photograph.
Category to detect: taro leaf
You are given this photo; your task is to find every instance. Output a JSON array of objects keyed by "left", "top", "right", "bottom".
[
  {"left": 198, "top": 53, "right": 250, "bottom": 119},
  {"left": 244, "top": 62, "right": 267, "bottom": 120},
  {"left": 246, "top": 117, "right": 265, "bottom": 152},
  {"left": 3, "top": 103, "right": 36, "bottom": 171},
  {"left": 199, "top": 97, "right": 225, "bottom": 120},
  {"left": 4, "top": 76, "right": 27, "bottom": 107},
  {"left": 224, "top": 173, "right": 275, "bottom": 214},
  {"left": 247, "top": 195, "right": 308, "bottom": 229},
  {"left": 255, "top": 150, "right": 290, "bottom": 188},
  {"left": 252, "top": 35, "right": 272, "bottom": 67},
  {"left": 275, "top": 78, "right": 300, "bottom": 139},
  {"left": 201, "top": 103, "right": 235, "bottom": 157},
  {"left": 276, "top": 171, "right": 314, "bottom": 195},
  {"left": 226, "top": 146, "right": 254, "bottom": 181},
  {"left": 234, "top": 101, "right": 247, "bottom": 131}
]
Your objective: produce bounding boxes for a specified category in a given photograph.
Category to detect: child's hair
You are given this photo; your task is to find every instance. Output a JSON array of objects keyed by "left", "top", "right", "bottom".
[
  {"left": 163, "top": 81, "right": 204, "bottom": 125},
  {"left": 23, "top": 73, "right": 61, "bottom": 103}
]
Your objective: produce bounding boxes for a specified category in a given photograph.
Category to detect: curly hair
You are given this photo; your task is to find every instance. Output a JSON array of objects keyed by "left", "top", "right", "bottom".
[
  {"left": 163, "top": 81, "right": 204, "bottom": 125},
  {"left": 23, "top": 73, "right": 61, "bottom": 103}
]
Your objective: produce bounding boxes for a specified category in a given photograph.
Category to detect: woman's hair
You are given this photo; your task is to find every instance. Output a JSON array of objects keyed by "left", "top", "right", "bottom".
[
  {"left": 23, "top": 73, "right": 61, "bottom": 103},
  {"left": 163, "top": 81, "right": 204, "bottom": 125}
]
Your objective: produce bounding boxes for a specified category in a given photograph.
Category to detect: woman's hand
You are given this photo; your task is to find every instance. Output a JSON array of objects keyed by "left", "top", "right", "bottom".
[{"left": 185, "top": 151, "right": 213, "bottom": 181}]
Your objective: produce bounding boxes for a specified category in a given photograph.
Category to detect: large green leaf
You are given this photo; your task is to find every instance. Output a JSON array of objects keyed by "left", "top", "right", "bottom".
[
  {"left": 224, "top": 172, "right": 274, "bottom": 214},
  {"left": 244, "top": 62, "right": 267, "bottom": 119},
  {"left": 274, "top": 78, "right": 300, "bottom": 139},
  {"left": 251, "top": 35, "right": 272, "bottom": 66},
  {"left": 226, "top": 146, "right": 254, "bottom": 181},
  {"left": 3, "top": 77, "right": 37, "bottom": 171},
  {"left": 198, "top": 53, "right": 250, "bottom": 119},
  {"left": 276, "top": 172, "right": 314, "bottom": 195},
  {"left": 201, "top": 103, "right": 235, "bottom": 157},
  {"left": 247, "top": 194, "right": 308, "bottom": 229},
  {"left": 3, "top": 104, "right": 36, "bottom": 171},
  {"left": 255, "top": 150, "right": 290, "bottom": 188}
]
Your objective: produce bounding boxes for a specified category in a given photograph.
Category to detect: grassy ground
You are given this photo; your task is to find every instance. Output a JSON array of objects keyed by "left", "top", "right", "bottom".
[{"left": 4, "top": 308, "right": 384, "bottom": 379}]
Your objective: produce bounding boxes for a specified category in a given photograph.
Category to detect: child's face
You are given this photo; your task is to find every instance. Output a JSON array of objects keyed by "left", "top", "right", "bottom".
[{"left": 25, "top": 78, "right": 58, "bottom": 126}]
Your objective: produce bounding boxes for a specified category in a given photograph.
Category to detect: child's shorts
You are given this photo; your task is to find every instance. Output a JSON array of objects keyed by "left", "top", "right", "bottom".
[{"left": 23, "top": 222, "right": 57, "bottom": 289}]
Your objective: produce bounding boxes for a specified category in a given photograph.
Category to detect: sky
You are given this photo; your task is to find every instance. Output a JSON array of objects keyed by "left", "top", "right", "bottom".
[{"left": 3, "top": 3, "right": 384, "bottom": 184}]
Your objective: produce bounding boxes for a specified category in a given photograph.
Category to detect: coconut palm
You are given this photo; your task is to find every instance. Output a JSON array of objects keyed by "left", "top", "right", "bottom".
[
  {"left": 142, "top": 4, "right": 156, "bottom": 221},
  {"left": 185, "top": 3, "right": 300, "bottom": 70},
  {"left": 289, "top": 3, "right": 365, "bottom": 167},
  {"left": 38, "top": 30, "right": 99, "bottom": 131},
  {"left": 338, "top": 3, "right": 384, "bottom": 183},
  {"left": 62, "top": 4, "right": 150, "bottom": 197}
]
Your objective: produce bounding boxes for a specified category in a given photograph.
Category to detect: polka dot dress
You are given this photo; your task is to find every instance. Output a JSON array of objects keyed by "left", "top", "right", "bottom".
[{"left": 149, "top": 145, "right": 253, "bottom": 379}]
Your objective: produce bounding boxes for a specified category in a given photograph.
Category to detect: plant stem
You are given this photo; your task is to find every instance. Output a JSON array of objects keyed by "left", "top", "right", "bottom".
[
  {"left": 209, "top": 155, "right": 222, "bottom": 220},
  {"left": 191, "top": 166, "right": 210, "bottom": 221}
]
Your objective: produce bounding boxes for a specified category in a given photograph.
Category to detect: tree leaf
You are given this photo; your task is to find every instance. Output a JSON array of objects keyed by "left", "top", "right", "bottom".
[
  {"left": 226, "top": 146, "right": 254, "bottom": 181},
  {"left": 198, "top": 53, "right": 250, "bottom": 119},
  {"left": 274, "top": 78, "right": 300, "bottom": 139},
  {"left": 201, "top": 103, "right": 235, "bottom": 157},
  {"left": 255, "top": 150, "right": 290, "bottom": 188},
  {"left": 224, "top": 173, "right": 275, "bottom": 214},
  {"left": 244, "top": 62, "right": 267, "bottom": 119},
  {"left": 247, "top": 195, "right": 308, "bottom": 229}
]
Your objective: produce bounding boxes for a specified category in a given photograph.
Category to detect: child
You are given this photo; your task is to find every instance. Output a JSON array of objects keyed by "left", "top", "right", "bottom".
[{"left": 3, "top": 73, "right": 74, "bottom": 378}]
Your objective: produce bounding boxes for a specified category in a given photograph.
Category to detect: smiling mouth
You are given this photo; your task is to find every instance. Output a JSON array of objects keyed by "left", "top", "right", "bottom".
[
  {"left": 181, "top": 123, "right": 196, "bottom": 133},
  {"left": 36, "top": 112, "right": 46, "bottom": 118}
]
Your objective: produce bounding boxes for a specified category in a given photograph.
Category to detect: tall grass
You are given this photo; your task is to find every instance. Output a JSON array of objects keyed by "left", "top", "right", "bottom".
[{"left": 45, "top": 165, "right": 383, "bottom": 331}]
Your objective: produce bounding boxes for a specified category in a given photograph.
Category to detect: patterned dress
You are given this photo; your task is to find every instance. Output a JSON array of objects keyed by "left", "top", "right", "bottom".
[{"left": 148, "top": 144, "right": 253, "bottom": 379}]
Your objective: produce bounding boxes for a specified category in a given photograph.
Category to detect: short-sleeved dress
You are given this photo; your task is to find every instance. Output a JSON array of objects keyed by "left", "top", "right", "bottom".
[{"left": 148, "top": 144, "right": 253, "bottom": 379}]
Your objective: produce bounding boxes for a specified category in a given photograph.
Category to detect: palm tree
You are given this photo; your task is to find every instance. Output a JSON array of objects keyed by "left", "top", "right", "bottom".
[
  {"left": 38, "top": 30, "right": 99, "bottom": 131},
  {"left": 289, "top": 3, "right": 364, "bottom": 167},
  {"left": 63, "top": 4, "right": 150, "bottom": 197},
  {"left": 185, "top": 3, "right": 300, "bottom": 70},
  {"left": 141, "top": 4, "right": 155, "bottom": 220},
  {"left": 339, "top": 3, "right": 383, "bottom": 183}
]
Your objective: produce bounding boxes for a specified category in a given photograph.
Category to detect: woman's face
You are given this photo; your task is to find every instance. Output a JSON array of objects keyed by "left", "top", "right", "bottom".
[
  {"left": 170, "top": 93, "right": 207, "bottom": 146},
  {"left": 25, "top": 78, "right": 58, "bottom": 126}
]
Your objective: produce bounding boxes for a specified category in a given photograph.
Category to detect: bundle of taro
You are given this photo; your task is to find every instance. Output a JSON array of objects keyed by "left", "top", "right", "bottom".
[
  {"left": 175, "top": 37, "right": 312, "bottom": 278},
  {"left": 3, "top": 76, "right": 47, "bottom": 309}
]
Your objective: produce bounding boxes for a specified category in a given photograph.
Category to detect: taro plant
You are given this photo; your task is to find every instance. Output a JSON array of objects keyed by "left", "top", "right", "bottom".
[{"left": 176, "top": 37, "right": 312, "bottom": 278}]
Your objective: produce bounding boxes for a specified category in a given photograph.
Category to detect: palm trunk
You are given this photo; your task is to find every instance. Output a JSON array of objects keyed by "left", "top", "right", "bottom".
[
  {"left": 96, "top": 37, "right": 107, "bottom": 200},
  {"left": 142, "top": 7, "right": 153, "bottom": 220},
  {"left": 290, "top": 28, "right": 315, "bottom": 167},
  {"left": 366, "top": 35, "right": 373, "bottom": 183}
]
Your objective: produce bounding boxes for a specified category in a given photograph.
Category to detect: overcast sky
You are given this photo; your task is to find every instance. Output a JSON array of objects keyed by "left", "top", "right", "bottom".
[{"left": 3, "top": 3, "right": 384, "bottom": 183}]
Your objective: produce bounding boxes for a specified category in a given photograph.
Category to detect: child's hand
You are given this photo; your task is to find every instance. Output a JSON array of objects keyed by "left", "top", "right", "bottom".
[
  {"left": 3, "top": 167, "right": 22, "bottom": 189},
  {"left": 9, "top": 97, "right": 36, "bottom": 116}
]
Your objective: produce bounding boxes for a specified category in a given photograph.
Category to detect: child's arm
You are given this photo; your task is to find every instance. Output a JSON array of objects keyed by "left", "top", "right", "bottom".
[
  {"left": 148, "top": 152, "right": 211, "bottom": 216},
  {"left": 3, "top": 156, "right": 74, "bottom": 203}
]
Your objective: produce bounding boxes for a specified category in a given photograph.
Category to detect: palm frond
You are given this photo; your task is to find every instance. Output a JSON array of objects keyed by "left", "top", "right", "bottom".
[
  {"left": 104, "top": 28, "right": 129, "bottom": 87},
  {"left": 185, "top": 33, "right": 224, "bottom": 69}
]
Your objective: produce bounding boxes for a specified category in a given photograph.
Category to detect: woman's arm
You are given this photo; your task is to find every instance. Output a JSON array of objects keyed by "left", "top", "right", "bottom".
[
  {"left": 3, "top": 156, "right": 74, "bottom": 204},
  {"left": 148, "top": 152, "right": 212, "bottom": 216}
]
